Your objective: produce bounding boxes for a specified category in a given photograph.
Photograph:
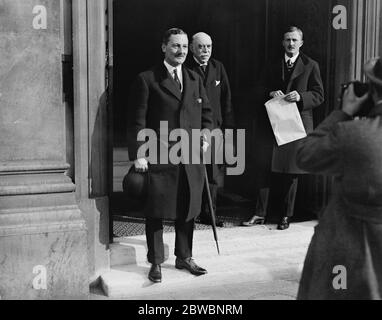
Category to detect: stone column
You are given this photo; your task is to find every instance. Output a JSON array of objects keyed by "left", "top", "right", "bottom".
[
  {"left": 321, "top": 0, "right": 382, "bottom": 208},
  {"left": 330, "top": 0, "right": 381, "bottom": 85},
  {"left": 72, "top": 0, "right": 110, "bottom": 284},
  {"left": 0, "top": 0, "right": 88, "bottom": 299},
  {"left": 350, "top": 0, "right": 381, "bottom": 79}
]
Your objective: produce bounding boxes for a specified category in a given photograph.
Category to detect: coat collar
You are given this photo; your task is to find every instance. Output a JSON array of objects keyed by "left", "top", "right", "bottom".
[
  {"left": 281, "top": 52, "right": 309, "bottom": 92},
  {"left": 205, "top": 59, "right": 217, "bottom": 85},
  {"left": 188, "top": 57, "right": 205, "bottom": 79},
  {"left": 188, "top": 57, "right": 217, "bottom": 85},
  {"left": 181, "top": 68, "right": 198, "bottom": 107},
  {"left": 156, "top": 64, "right": 198, "bottom": 102},
  {"left": 158, "top": 63, "right": 182, "bottom": 100},
  {"left": 289, "top": 54, "right": 305, "bottom": 82}
]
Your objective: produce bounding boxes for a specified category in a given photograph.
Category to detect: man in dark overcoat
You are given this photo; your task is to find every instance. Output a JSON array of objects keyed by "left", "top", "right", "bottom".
[
  {"left": 297, "top": 57, "right": 382, "bottom": 299},
  {"left": 188, "top": 32, "right": 235, "bottom": 227},
  {"left": 242, "top": 26, "right": 324, "bottom": 230},
  {"left": 126, "top": 28, "right": 213, "bottom": 283}
]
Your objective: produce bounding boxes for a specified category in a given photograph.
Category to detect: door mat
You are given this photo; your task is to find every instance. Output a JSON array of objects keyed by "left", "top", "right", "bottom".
[{"left": 113, "top": 212, "right": 250, "bottom": 237}]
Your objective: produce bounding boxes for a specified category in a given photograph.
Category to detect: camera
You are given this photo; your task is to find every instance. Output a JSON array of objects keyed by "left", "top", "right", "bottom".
[
  {"left": 340, "top": 81, "right": 373, "bottom": 116},
  {"left": 341, "top": 81, "right": 369, "bottom": 97}
]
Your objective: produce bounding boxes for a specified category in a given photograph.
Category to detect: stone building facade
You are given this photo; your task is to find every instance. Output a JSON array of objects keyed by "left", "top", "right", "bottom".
[{"left": 0, "top": 0, "right": 381, "bottom": 299}]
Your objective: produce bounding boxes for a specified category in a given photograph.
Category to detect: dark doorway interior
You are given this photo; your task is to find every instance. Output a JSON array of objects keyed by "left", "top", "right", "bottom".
[
  {"left": 110, "top": 0, "right": 334, "bottom": 233},
  {"left": 111, "top": 0, "right": 267, "bottom": 223}
]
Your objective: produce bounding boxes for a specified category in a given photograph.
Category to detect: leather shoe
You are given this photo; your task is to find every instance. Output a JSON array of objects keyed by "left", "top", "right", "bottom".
[
  {"left": 175, "top": 257, "right": 208, "bottom": 276},
  {"left": 277, "top": 217, "right": 290, "bottom": 230},
  {"left": 198, "top": 216, "right": 225, "bottom": 227},
  {"left": 241, "top": 215, "right": 265, "bottom": 226},
  {"left": 148, "top": 264, "right": 162, "bottom": 283}
]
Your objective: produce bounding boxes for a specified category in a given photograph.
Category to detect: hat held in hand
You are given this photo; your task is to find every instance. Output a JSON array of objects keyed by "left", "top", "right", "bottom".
[{"left": 122, "top": 165, "right": 148, "bottom": 200}]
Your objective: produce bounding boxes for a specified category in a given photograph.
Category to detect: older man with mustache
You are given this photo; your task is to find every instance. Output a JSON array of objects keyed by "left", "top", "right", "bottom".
[{"left": 187, "top": 32, "right": 235, "bottom": 228}]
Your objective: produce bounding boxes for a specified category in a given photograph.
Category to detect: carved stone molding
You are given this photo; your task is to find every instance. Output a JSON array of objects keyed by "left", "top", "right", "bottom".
[
  {"left": 0, "top": 160, "right": 77, "bottom": 204},
  {"left": 0, "top": 205, "right": 86, "bottom": 237}
]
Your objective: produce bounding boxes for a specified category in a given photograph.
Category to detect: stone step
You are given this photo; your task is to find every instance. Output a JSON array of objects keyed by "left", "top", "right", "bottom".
[
  {"left": 110, "top": 222, "right": 313, "bottom": 267},
  {"left": 101, "top": 252, "right": 305, "bottom": 299},
  {"left": 100, "top": 222, "right": 315, "bottom": 298}
]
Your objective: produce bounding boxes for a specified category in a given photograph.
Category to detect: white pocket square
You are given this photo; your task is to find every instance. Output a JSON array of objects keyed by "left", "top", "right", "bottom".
[{"left": 215, "top": 80, "right": 221, "bottom": 86}]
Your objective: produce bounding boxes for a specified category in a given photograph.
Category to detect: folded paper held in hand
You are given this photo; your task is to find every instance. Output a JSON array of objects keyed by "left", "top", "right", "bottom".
[{"left": 264, "top": 95, "right": 307, "bottom": 146}]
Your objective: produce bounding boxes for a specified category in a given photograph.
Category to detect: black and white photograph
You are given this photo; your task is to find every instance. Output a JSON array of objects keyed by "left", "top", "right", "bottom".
[{"left": 1, "top": 0, "right": 382, "bottom": 307}]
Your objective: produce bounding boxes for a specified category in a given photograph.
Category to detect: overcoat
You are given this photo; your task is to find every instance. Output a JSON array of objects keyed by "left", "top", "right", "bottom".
[
  {"left": 188, "top": 58, "right": 235, "bottom": 129},
  {"left": 187, "top": 58, "right": 235, "bottom": 184},
  {"left": 126, "top": 64, "right": 213, "bottom": 221},
  {"left": 257, "top": 53, "right": 324, "bottom": 174},
  {"left": 296, "top": 104, "right": 382, "bottom": 299}
]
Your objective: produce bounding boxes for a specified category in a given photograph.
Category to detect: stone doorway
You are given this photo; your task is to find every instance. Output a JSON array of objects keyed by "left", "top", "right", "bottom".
[{"left": 108, "top": 0, "right": 266, "bottom": 236}]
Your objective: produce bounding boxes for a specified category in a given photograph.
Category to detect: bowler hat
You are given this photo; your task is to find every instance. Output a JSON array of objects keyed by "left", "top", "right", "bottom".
[
  {"left": 364, "top": 57, "right": 382, "bottom": 87},
  {"left": 122, "top": 165, "right": 148, "bottom": 200}
]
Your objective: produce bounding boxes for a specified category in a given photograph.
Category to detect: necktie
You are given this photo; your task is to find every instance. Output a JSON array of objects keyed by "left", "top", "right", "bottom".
[
  {"left": 287, "top": 59, "right": 293, "bottom": 69},
  {"left": 198, "top": 65, "right": 207, "bottom": 80},
  {"left": 173, "top": 69, "right": 182, "bottom": 91}
]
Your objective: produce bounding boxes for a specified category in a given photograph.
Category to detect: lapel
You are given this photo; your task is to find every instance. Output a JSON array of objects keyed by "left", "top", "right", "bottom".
[
  {"left": 286, "top": 55, "right": 305, "bottom": 92},
  {"left": 189, "top": 58, "right": 216, "bottom": 87},
  {"left": 206, "top": 61, "right": 217, "bottom": 87},
  {"left": 180, "top": 67, "right": 196, "bottom": 109},
  {"left": 280, "top": 59, "right": 286, "bottom": 82},
  {"left": 159, "top": 64, "right": 182, "bottom": 101},
  {"left": 190, "top": 58, "right": 205, "bottom": 80}
]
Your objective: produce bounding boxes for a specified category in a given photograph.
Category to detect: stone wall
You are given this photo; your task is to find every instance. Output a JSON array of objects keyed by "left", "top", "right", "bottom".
[{"left": 0, "top": 0, "right": 89, "bottom": 299}]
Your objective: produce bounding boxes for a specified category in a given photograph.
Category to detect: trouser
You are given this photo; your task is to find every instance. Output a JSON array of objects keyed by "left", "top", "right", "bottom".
[
  {"left": 145, "top": 217, "right": 195, "bottom": 264},
  {"left": 145, "top": 165, "right": 194, "bottom": 265},
  {"left": 255, "top": 172, "right": 299, "bottom": 220}
]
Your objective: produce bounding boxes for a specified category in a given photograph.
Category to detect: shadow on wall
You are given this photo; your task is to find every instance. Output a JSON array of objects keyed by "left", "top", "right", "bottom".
[{"left": 90, "top": 91, "right": 110, "bottom": 247}]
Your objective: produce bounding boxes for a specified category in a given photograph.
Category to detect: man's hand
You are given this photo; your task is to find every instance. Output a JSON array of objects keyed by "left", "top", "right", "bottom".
[
  {"left": 134, "top": 158, "right": 148, "bottom": 172},
  {"left": 342, "top": 83, "right": 370, "bottom": 117},
  {"left": 284, "top": 90, "right": 301, "bottom": 103},
  {"left": 270, "top": 90, "right": 284, "bottom": 98}
]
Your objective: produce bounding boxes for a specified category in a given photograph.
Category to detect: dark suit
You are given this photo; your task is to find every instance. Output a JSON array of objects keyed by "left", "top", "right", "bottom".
[
  {"left": 188, "top": 58, "right": 235, "bottom": 217},
  {"left": 255, "top": 53, "right": 324, "bottom": 219},
  {"left": 126, "top": 63, "right": 213, "bottom": 264}
]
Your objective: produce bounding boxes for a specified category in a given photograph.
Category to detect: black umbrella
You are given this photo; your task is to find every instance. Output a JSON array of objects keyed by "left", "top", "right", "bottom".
[{"left": 203, "top": 165, "right": 220, "bottom": 255}]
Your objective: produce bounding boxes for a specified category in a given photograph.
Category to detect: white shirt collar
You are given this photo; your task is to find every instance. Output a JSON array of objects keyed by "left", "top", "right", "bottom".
[
  {"left": 163, "top": 60, "right": 183, "bottom": 91},
  {"left": 285, "top": 53, "right": 299, "bottom": 64},
  {"left": 164, "top": 60, "right": 182, "bottom": 77}
]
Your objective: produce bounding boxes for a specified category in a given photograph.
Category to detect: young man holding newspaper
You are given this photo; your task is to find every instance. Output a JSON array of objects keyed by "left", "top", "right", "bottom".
[{"left": 242, "top": 26, "right": 324, "bottom": 230}]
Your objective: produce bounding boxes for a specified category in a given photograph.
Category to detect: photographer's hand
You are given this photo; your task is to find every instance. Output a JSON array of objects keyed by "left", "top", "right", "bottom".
[{"left": 342, "top": 83, "right": 369, "bottom": 116}]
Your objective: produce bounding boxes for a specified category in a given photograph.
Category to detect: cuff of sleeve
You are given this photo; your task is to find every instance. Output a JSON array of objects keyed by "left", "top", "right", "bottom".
[
  {"left": 329, "top": 110, "right": 353, "bottom": 121},
  {"left": 317, "top": 110, "right": 352, "bottom": 128}
]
